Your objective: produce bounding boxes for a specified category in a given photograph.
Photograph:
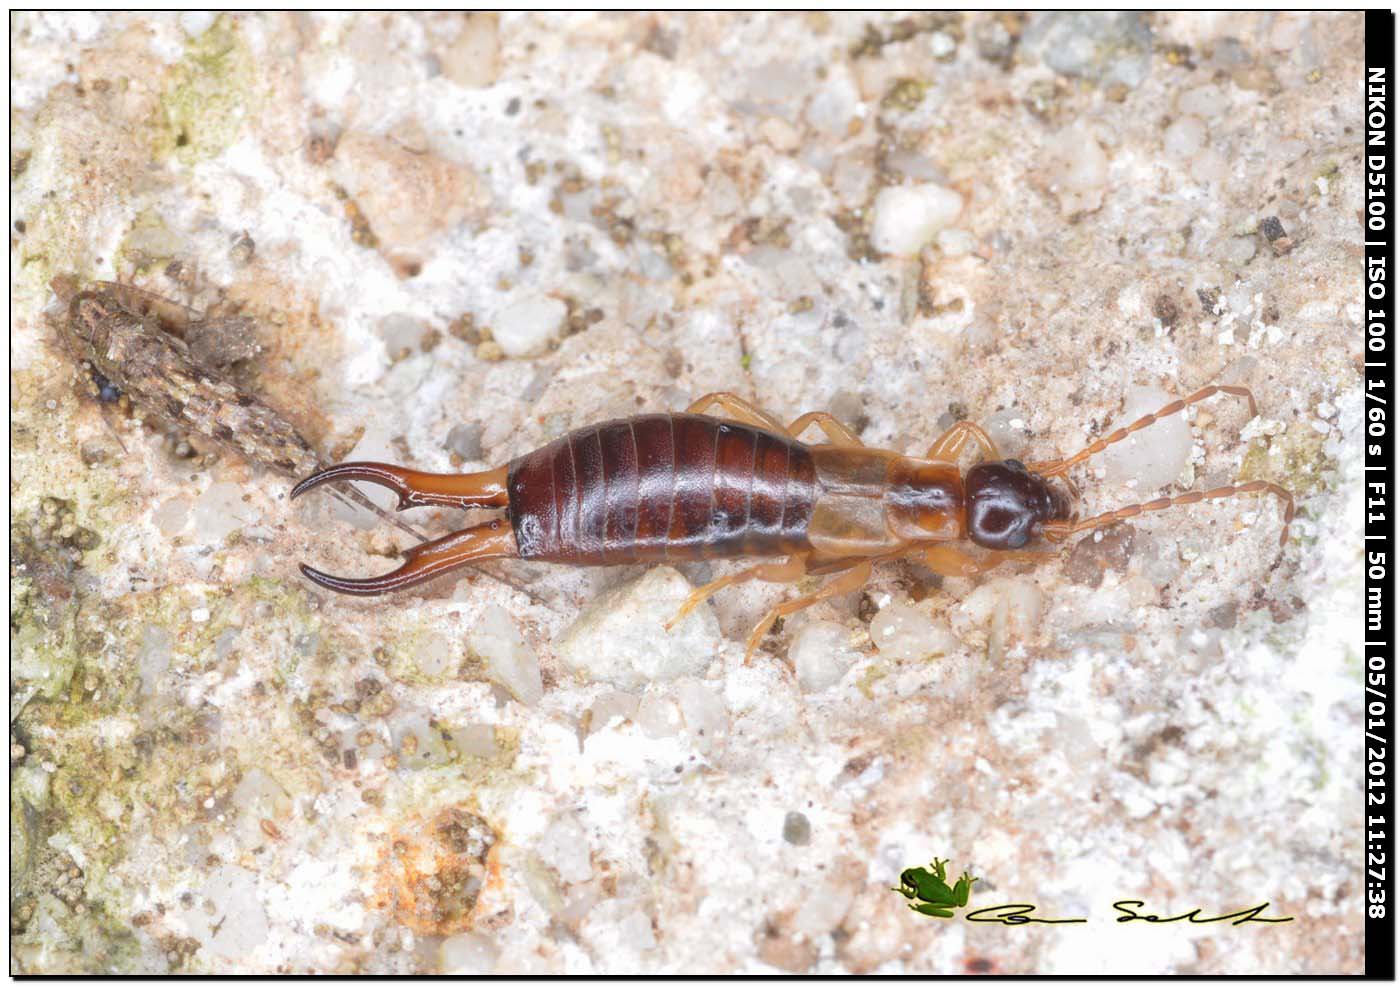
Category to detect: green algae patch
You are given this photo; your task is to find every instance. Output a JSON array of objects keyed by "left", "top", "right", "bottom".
[
  {"left": 1238, "top": 424, "right": 1334, "bottom": 498},
  {"left": 155, "top": 17, "right": 258, "bottom": 165}
]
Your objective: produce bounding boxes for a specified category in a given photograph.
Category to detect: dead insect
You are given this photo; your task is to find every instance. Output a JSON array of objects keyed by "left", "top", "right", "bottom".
[
  {"left": 292, "top": 389, "right": 1293, "bottom": 660},
  {"left": 48, "top": 276, "right": 425, "bottom": 543}
]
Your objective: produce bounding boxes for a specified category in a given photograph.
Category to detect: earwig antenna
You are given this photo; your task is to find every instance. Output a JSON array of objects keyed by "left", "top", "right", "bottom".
[{"left": 1027, "top": 385, "right": 1258, "bottom": 479}]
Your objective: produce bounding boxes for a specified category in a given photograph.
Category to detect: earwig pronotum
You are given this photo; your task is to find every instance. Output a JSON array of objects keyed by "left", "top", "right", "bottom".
[{"left": 292, "top": 389, "right": 1294, "bottom": 659}]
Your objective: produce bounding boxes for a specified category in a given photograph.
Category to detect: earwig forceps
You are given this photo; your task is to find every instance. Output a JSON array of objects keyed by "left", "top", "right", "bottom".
[{"left": 289, "top": 462, "right": 517, "bottom": 595}]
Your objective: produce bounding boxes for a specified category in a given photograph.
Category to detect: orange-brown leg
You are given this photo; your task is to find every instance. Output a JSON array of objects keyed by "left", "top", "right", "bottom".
[
  {"left": 1041, "top": 480, "right": 1295, "bottom": 547},
  {"left": 300, "top": 518, "right": 518, "bottom": 596},
  {"left": 922, "top": 544, "right": 1057, "bottom": 578},
  {"left": 927, "top": 421, "right": 1000, "bottom": 463},
  {"left": 687, "top": 393, "right": 865, "bottom": 447},
  {"left": 787, "top": 412, "right": 864, "bottom": 447},
  {"left": 1028, "top": 386, "right": 1257, "bottom": 478},
  {"left": 686, "top": 392, "right": 786, "bottom": 432},
  {"left": 666, "top": 555, "right": 808, "bottom": 630},
  {"left": 744, "top": 560, "right": 874, "bottom": 662}
]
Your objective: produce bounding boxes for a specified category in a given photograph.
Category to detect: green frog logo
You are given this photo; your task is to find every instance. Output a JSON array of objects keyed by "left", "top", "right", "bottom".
[{"left": 892, "top": 857, "right": 978, "bottom": 918}]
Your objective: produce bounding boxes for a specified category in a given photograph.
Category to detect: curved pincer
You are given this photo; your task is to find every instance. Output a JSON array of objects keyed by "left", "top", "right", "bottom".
[
  {"left": 291, "top": 461, "right": 510, "bottom": 511},
  {"left": 299, "top": 520, "right": 519, "bottom": 596},
  {"left": 292, "top": 460, "right": 517, "bottom": 595}
]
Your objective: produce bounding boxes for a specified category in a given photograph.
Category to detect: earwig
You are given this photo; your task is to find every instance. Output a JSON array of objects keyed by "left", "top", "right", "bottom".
[{"left": 292, "top": 389, "right": 1295, "bottom": 660}]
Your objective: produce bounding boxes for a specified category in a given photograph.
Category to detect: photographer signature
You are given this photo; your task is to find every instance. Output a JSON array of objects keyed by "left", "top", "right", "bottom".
[
  {"left": 964, "top": 901, "right": 1292, "bottom": 926},
  {"left": 893, "top": 859, "right": 1292, "bottom": 926}
]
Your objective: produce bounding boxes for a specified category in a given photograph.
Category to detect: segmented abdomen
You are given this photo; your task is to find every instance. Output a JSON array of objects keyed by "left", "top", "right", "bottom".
[{"left": 506, "top": 413, "right": 817, "bottom": 564}]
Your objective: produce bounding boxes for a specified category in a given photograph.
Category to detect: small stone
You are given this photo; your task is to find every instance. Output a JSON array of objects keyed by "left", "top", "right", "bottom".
[
  {"left": 191, "top": 483, "right": 260, "bottom": 544},
  {"left": 586, "top": 691, "right": 640, "bottom": 734},
  {"left": 869, "top": 603, "right": 958, "bottom": 661},
  {"left": 1063, "top": 524, "right": 1137, "bottom": 587},
  {"left": 957, "top": 578, "right": 1045, "bottom": 642},
  {"left": 554, "top": 568, "right": 720, "bottom": 688},
  {"left": 869, "top": 184, "right": 964, "bottom": 257},
  {"left": 1044, "top": 125, "right": 1108, "bottom": 215},
  {"left": 1189, "top": 149, "right": 1229, "bottom": 185},
  {"left": 1100, "top": 386, "right": 1191, "bottom": 489},
  {"left": 980, "top": 410, "right": 1032, "bottom": 459},
  {"left": 782, "top": 811, "right": 812, "bottom": 845},
  {"left": 1223, "top": 236, "right": 1257, "bottom": 266},
  {"left": 443, "top": 423, "right": 484, "bottom": 461},
  {"left": 1260, "top": 215, "right": 1287, "bottom": 242},
  {"left": 636, "top": 690, "right": 683, "bottom": 738},
  {"left": 468, "top": 605, "right": 543, "bottom": 705},
  {"left": 377, "top": 313, "right": 429, "bottom": 359},
  {"left": 1023, "top": 12, "right": 1153, "bottom": 90},
  {"left": 672, "top": 678, "right": 729, "bottom": 755},
  {"left": 1163, "top": 116, "right": 1204, "bottom": 158},
  {"left": 190, "top": 607, "right": 210, "bottom": 624},
  {"left": 440, "top": 932, "right": 500, "bottom": 975},
  {"left": 537, "top": 815, "right": 593, "bottom": 883},
  {"left": 492, "top": 296, "right": 567, "bottom": 358},
  {"left": 790, "top": 620, "right": 859, "bottom": 692},
  {"left": 448, "top": 724, "right": 496, "bottom": 759},
  {"left": 440, "top": 13, "right": 500, "bottom": 88},
  {"left": 331, "top": 130, "right": 484, "bottom": 254}
]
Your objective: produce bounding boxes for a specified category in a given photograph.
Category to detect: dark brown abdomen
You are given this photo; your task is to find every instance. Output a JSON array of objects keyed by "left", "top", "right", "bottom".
[{"left": 506, "top": 413, "right": 816, "bottom": 565}]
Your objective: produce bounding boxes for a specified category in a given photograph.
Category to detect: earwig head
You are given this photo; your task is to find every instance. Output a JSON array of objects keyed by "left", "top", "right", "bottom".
[{"left": 965, "top": 459, "right": 1071, "bottom": 550}]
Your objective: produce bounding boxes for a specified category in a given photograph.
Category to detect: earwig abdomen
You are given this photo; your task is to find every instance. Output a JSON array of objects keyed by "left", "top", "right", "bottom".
[{"left": 506, "top": 413, "right": 818, "bottom": 564}]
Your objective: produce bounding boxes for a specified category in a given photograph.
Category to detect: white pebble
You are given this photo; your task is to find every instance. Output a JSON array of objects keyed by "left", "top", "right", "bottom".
[
  {"left": 587, "top": 691, "right": 640, "bottom": 734},
  {"left": 440, "top": 933, "right": 500, "bottom": 975},
  {"left": 192, "top": 482, "right": 260, "bottom": 544},
  {"left": 980, "top": 409, "right": 1032, "bottom": 459},
  {"left": 803, "top": 68, "right": 860, "bottom": 134},
  {"left": 468, "top": 605, "right": 543, "bottom": 705},
  {"left": 955, "top": 579, "right": 1044, "bottom": 659},
  {"left": 448, "top": 724, "right": 497, "bottom": 759},
  {"left": 537, "top": 815, "right": 593, "bottom": 883},
  {"left": 869, "top": 184, "right": 964, "bottom": 256},
  {"left": 554, "top": 568, "right": 720, "bottom": 688},
  {"left": 1099, "top": 386, "right": 1191, "bottom": 489},
  {"left": 190, "top": 607, "right": 210, "bottom": 624},
  {"left": 1190, "top": 149, "right": 1229, "bottom": 185},
  {"left": 1223, "top": 236, "right": 1256, "bottom": 266},
  {"left": 1177, "top": 83, "right": 1227, "bottom": 118},
  {"left": 492, "top": 296, "right": 567, "bottom": 358},
  {"left": 1163, "top": 117, "right": 1204, "bottom": 158},
  {"left": 790, "top": 620, "right": 860, "bottom": 692},
  {"left": 415, "top": 631, "right": 454, "bottom": 678},
  {"left": 636, "top": 689, "right": 683, "bottom": 738},
  {"left": 869, "top": 603, "right": 958, "bottom": 662},
  {"left": 672, "top": 678, "right": 729, "bottom": 754},
  {"left": 179, "top": 11, "right": 217, "bottom": 36},
  {"left": 1045, "top": 125, "right": 1108, "bottom": 215}
]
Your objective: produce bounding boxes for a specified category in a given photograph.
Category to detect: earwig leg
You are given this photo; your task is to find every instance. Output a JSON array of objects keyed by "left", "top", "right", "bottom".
[
  {"left": 787, "top": 412, "right": 864, "bottom": 447},
  {"left": 665, "top": 555, "right": 808, "bottom": 630},
  {"left": 1028, "top": 385, "right": 1258, "bottom": 478},
  {"left": 685, "top": 392, "right": 786, "bottom": 432},
  {"left": 300, "top": 519, "right": 518, "bottom": 596},
  {"left": 744, "top": 561, "right": 874, "bottom": 664},
  {"left": 1040, "top": 480, "right": 1295, "bottom": 548},
  {"left": 292, "top": 462, "right": 510, "bottom": 511},
  {"left": 921, "top": 545, "right": 1055, "bottom": 578},
  {"left": 926, "top": 421, "right": 1000, "bottom": 464}
]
